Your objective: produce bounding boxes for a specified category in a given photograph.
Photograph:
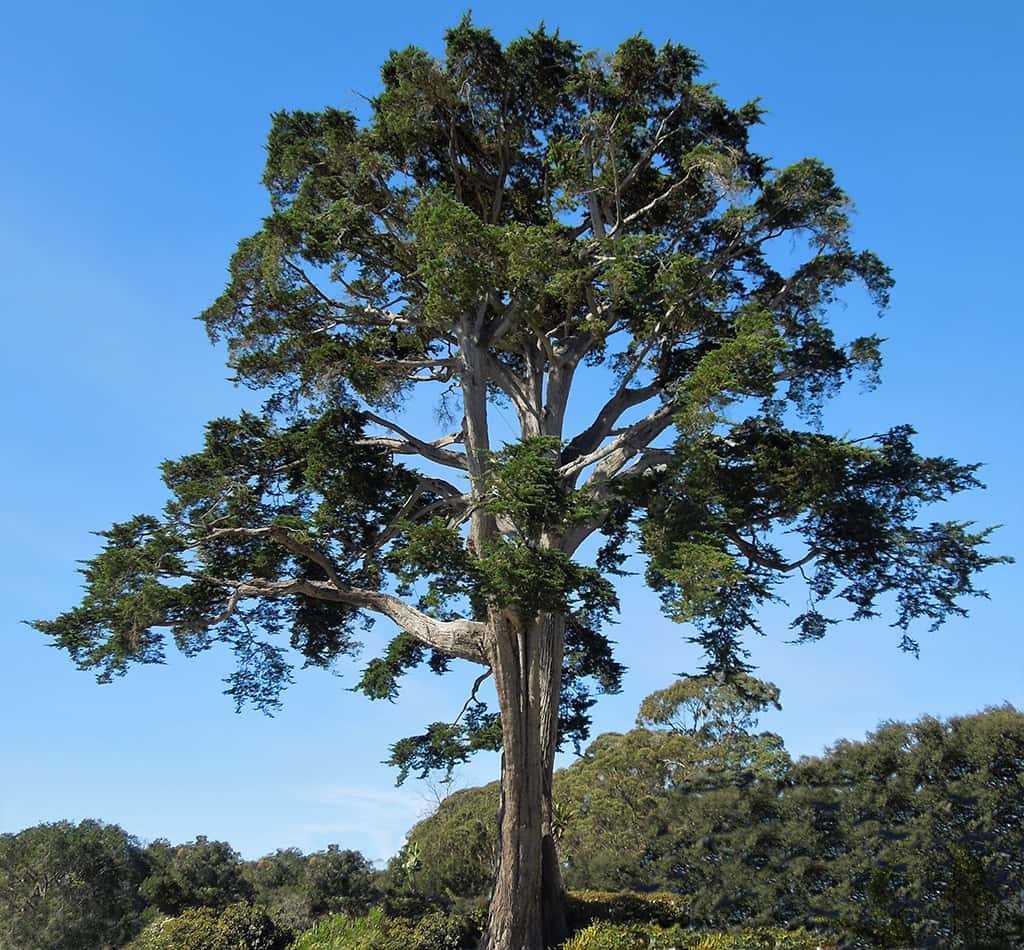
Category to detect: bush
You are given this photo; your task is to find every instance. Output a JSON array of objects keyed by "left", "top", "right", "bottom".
[
  {"left": 559, "top": 922, "right": 653, "bottom": 949},
  {"left": 127, "top": 901, "right": 287, "bottom": 949},
  {"left": 287, "top": 906, "right": 484, "bottom": 950},
  {"left": 558, "top": 922, "right": 839, "bottom": 950},
  {"left": 566, "top": 890, "right": 690, "bottom": 929},
  {"left": 286, "top": 908, "right": 390, "bottom": 949}
]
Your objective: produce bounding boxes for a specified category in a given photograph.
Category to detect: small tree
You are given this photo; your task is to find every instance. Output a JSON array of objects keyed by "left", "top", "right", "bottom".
[{"left": 34, "top": 20, "right": 1006, "bottom": 949}]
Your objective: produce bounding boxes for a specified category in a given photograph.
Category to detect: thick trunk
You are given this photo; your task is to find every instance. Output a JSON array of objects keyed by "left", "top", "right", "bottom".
[{"left": 483, "top": 611, "right": 568, "bottom": 950}]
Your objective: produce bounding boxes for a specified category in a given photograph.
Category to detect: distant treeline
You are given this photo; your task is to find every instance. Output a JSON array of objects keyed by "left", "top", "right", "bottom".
[
  {"left": 0, "top": 823, "right": 374, "bottom": 948},
  {"left": 2, "top": 682, "right": 1022, "bottom": 948}
]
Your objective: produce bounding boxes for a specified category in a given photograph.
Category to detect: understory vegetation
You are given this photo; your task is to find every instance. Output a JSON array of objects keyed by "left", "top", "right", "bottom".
[{"left": 3, "top": 684, "right": 1022, "bottom": 949}]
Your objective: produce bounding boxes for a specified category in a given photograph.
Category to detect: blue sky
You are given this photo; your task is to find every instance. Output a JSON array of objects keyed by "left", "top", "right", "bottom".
[{"left": 2, "top": 1, "right": 1021, "bottom": 864}]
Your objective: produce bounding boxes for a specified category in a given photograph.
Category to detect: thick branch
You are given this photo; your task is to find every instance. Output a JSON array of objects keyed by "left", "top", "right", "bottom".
[
  {"left": 362, "top": 413, "right": 468, "bottom": 471},
  {"left": 189, "top": 562, "right": 489, "bottom": 666},
  {"left": 480, "top": 350, "right": 543, "bottom": 430},
  {"left": 459, "top": 313, "right": 499, "bottom": 552},
  {"left": 561, "top": 400, "right": 676, "bottom": 485},
  {"left": 562, "top": 382, "right": 661, "bottom": 465}
]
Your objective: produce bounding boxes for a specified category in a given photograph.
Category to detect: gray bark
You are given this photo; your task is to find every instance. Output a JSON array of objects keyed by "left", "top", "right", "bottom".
[{"left": 482, "top": 611, "right": 568, "bottom": 950}]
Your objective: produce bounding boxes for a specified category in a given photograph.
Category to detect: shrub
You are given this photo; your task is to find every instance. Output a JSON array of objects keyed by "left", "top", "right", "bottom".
[
  {"left": 558, "top": 922, "right": 839, "bottom": 950},
  {"left": 127, "top": 901, "right": 286, "bottom": 949},
  {"left": 559, "top": 922, "right": 652, "bottom": 949},
  {"left": 286, "top": 908, "right": 386, "bottom": 949},
  {"left": 566, "top": 890, "right": 690, "bottom": 929},
  {"left": 287, "top": 906, "right": 484, "bottom": 950}
]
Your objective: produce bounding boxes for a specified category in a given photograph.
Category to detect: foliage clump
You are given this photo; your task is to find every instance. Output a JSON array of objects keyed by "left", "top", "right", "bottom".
[{"left": 126, "top": 902, "right": 287, "bottom": 950}]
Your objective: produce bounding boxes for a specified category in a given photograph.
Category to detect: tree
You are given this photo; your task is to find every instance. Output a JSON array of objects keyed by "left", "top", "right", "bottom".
[
  {"left": 140, "top": 836, "right": 253, "bottom": 917},
  {"left": 33, "top": 18, "right": 1007, "bottom": 949},
  {"left": 0, "top": 819, "right": 149, "bottom": 950},
  {"left": 557, "top": 675, "right": 789, "bottom": 892}
]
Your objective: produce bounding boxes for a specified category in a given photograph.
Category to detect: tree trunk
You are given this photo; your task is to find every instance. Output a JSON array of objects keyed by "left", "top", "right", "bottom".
[{"left": 483, "top": 611, "right": 569, "bottom": 950}]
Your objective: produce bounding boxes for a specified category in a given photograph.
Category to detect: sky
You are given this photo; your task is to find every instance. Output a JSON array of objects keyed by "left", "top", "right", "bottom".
[{"left": 1, "top": 0, "right": 1022, "bottom": 865}]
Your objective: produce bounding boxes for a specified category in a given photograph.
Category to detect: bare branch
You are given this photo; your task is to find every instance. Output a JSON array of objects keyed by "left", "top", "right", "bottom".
[
  {"left": 187, "top": 568, "right": 489, "bottom": 665},
  {"left": 566, "top": 400, "right": 677, "bottom": 487},
  {"left": 563, "top": 382, "right": 661, "bottom": 468},
  {"left": 724, "top": 527, "right": 823, "bottom": 573},
  {"left": 452, "top": 669, "right": 493, "bottom": 725},
  {"left": 362, "top": 413, "right": 468, "bottom": 471}
]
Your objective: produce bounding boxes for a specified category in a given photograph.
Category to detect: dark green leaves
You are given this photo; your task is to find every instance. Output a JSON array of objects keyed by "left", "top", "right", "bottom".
[
  {"left": 31, "top": 408, "right": 421, "bottom": 709},
  {"left": 636, "top": 420, "right": 1009, "bottom": 671}
]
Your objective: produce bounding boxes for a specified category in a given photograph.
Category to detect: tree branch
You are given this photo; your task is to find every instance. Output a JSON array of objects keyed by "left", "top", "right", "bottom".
[
  {"left": 452, "top": 669, "right": 493, "bottom": 725},
  {"left": 561, "top": 397, "right": 673, "bottom": 483},
  {"left": 562, "top": 382, "right": 661, "bottom": 466},
  {"left": 723, "top": 527, "right": 823, "bottom": 573},
  {"left": 570, "top": 401, "right": 677, "bottom": 493},
  {"left": 187, "top": 565, "right": 489, "bottom": 666},
  {"left": 362, "top": 413, "right": 468, "bottom": 471}
]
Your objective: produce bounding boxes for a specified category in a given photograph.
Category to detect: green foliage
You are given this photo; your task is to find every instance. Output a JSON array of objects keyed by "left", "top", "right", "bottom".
[
  {"left": 636, "top": 673, "right": 782, "bottom": 739},
  {"left": 286, "top": 906, "right": 484, "bottom": 950},
  {"left": 35, "top": 17, "right": 1004, "bottom": 722},
  {"left": 127, "top": 901, "right": 287, "bottom": 950},
  {"left": 412, "top": 190, "right": 501, "bottom": 327},
  {"left": 0, "top": 819, "right": 149, "bottom": 950},
  {"left": 398, "top": 681, "right": 1024, "bottom": 948},
  {"left": 32, "top": 407, "right": 422, "bottom": 711},
  {"left": 141, "top": 836, "right": 253, "bottom": 916},
  {"left": 390, "top": 783, "right": 501, "bottom": 901},
  {"left": 566, "top": 891, "right": 690, "bottom": 929},
  {"left": 557, "top": 676, "right": 790, "bottom": 892},
  {"left": 484, "top": 438, "right": 595, "bottom": 537},
  {"left": 557, "top": 922, "right": 836, "bottom": 950},
  {"left": 241, "top": 845, "right": 375, "bottom": 937},
  {"left": 636, "top": 420, "right": 1007, "bottom": 671},
  {"left": 558, "top": 921, "right": 651, "bottom": 950}
]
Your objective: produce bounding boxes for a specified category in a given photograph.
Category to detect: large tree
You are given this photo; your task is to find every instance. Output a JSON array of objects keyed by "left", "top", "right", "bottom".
[
  {"left": 0, "top": 820, "right": 149, "bottom": 950},
  {"left": 34, "top": 19, "right": 1006, "bottom": 950}
]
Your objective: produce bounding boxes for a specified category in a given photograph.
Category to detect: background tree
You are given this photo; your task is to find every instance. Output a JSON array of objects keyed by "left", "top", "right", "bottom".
[
  {"left": 243, "top": 848, "right": 311, "bottom": 934},
  {"left": 140, "top": 836, "right": 253, "bottom": 917},
  {"left": 787, "top": 706, "right": 1024, "bottom": 947},
  {"left": 557, "top": 674, "right": 788, "bottom": 892},
  {"left": 398, "top": 700, "right": 1024, "bottom": 947},
  {"left": 243, "top": 845, "right": 375, "bottom": 935},
  {"left": 33, "top": 18, "right": 1007, "bottom": 950},
  {"left": 0, "top": 820, "right": 149, "bottom": 950}
]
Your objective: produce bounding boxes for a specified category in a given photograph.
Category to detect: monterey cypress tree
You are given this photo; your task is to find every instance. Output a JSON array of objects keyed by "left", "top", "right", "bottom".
[{"left": 34, "top": 20, "right": 1006, "bottom": 949}]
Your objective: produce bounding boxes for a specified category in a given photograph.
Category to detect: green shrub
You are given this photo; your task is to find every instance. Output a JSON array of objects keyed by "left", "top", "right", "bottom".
[
  {"left": 558, "top": 922, "right": 839, "bottom": 950},
  {"left": 127, "top": 902, "right": 286, "bottom": 949},
  {"left": 407, "top": 909, "right": 484, "bottom": 948},
  {"left": 287, "top": 906, "right": 484, "bottom": 950},
  {"left": 287, "top": 908, "right": 388, "bottom": 950},
  {"left": 559, "top": 922, "right": 652, "bottom": 949},
  {"left": 566, "top": 890, "right": 690, "bottom": 928}
]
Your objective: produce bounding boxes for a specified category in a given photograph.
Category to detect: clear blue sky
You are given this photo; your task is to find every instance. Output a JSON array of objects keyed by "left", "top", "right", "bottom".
[{"left": 2, "top": 0, "right": 1021, "bottom": 864}]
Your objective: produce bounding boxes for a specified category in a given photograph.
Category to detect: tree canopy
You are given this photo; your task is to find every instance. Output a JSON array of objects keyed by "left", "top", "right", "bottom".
[{"left": 35, "top": 16, "right": 1002, "bottom": 762}]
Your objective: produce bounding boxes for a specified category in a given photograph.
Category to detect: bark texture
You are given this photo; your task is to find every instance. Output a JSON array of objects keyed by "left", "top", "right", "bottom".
[{"left": 483, "top": 611, "right": 568, "bottom": 950}]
